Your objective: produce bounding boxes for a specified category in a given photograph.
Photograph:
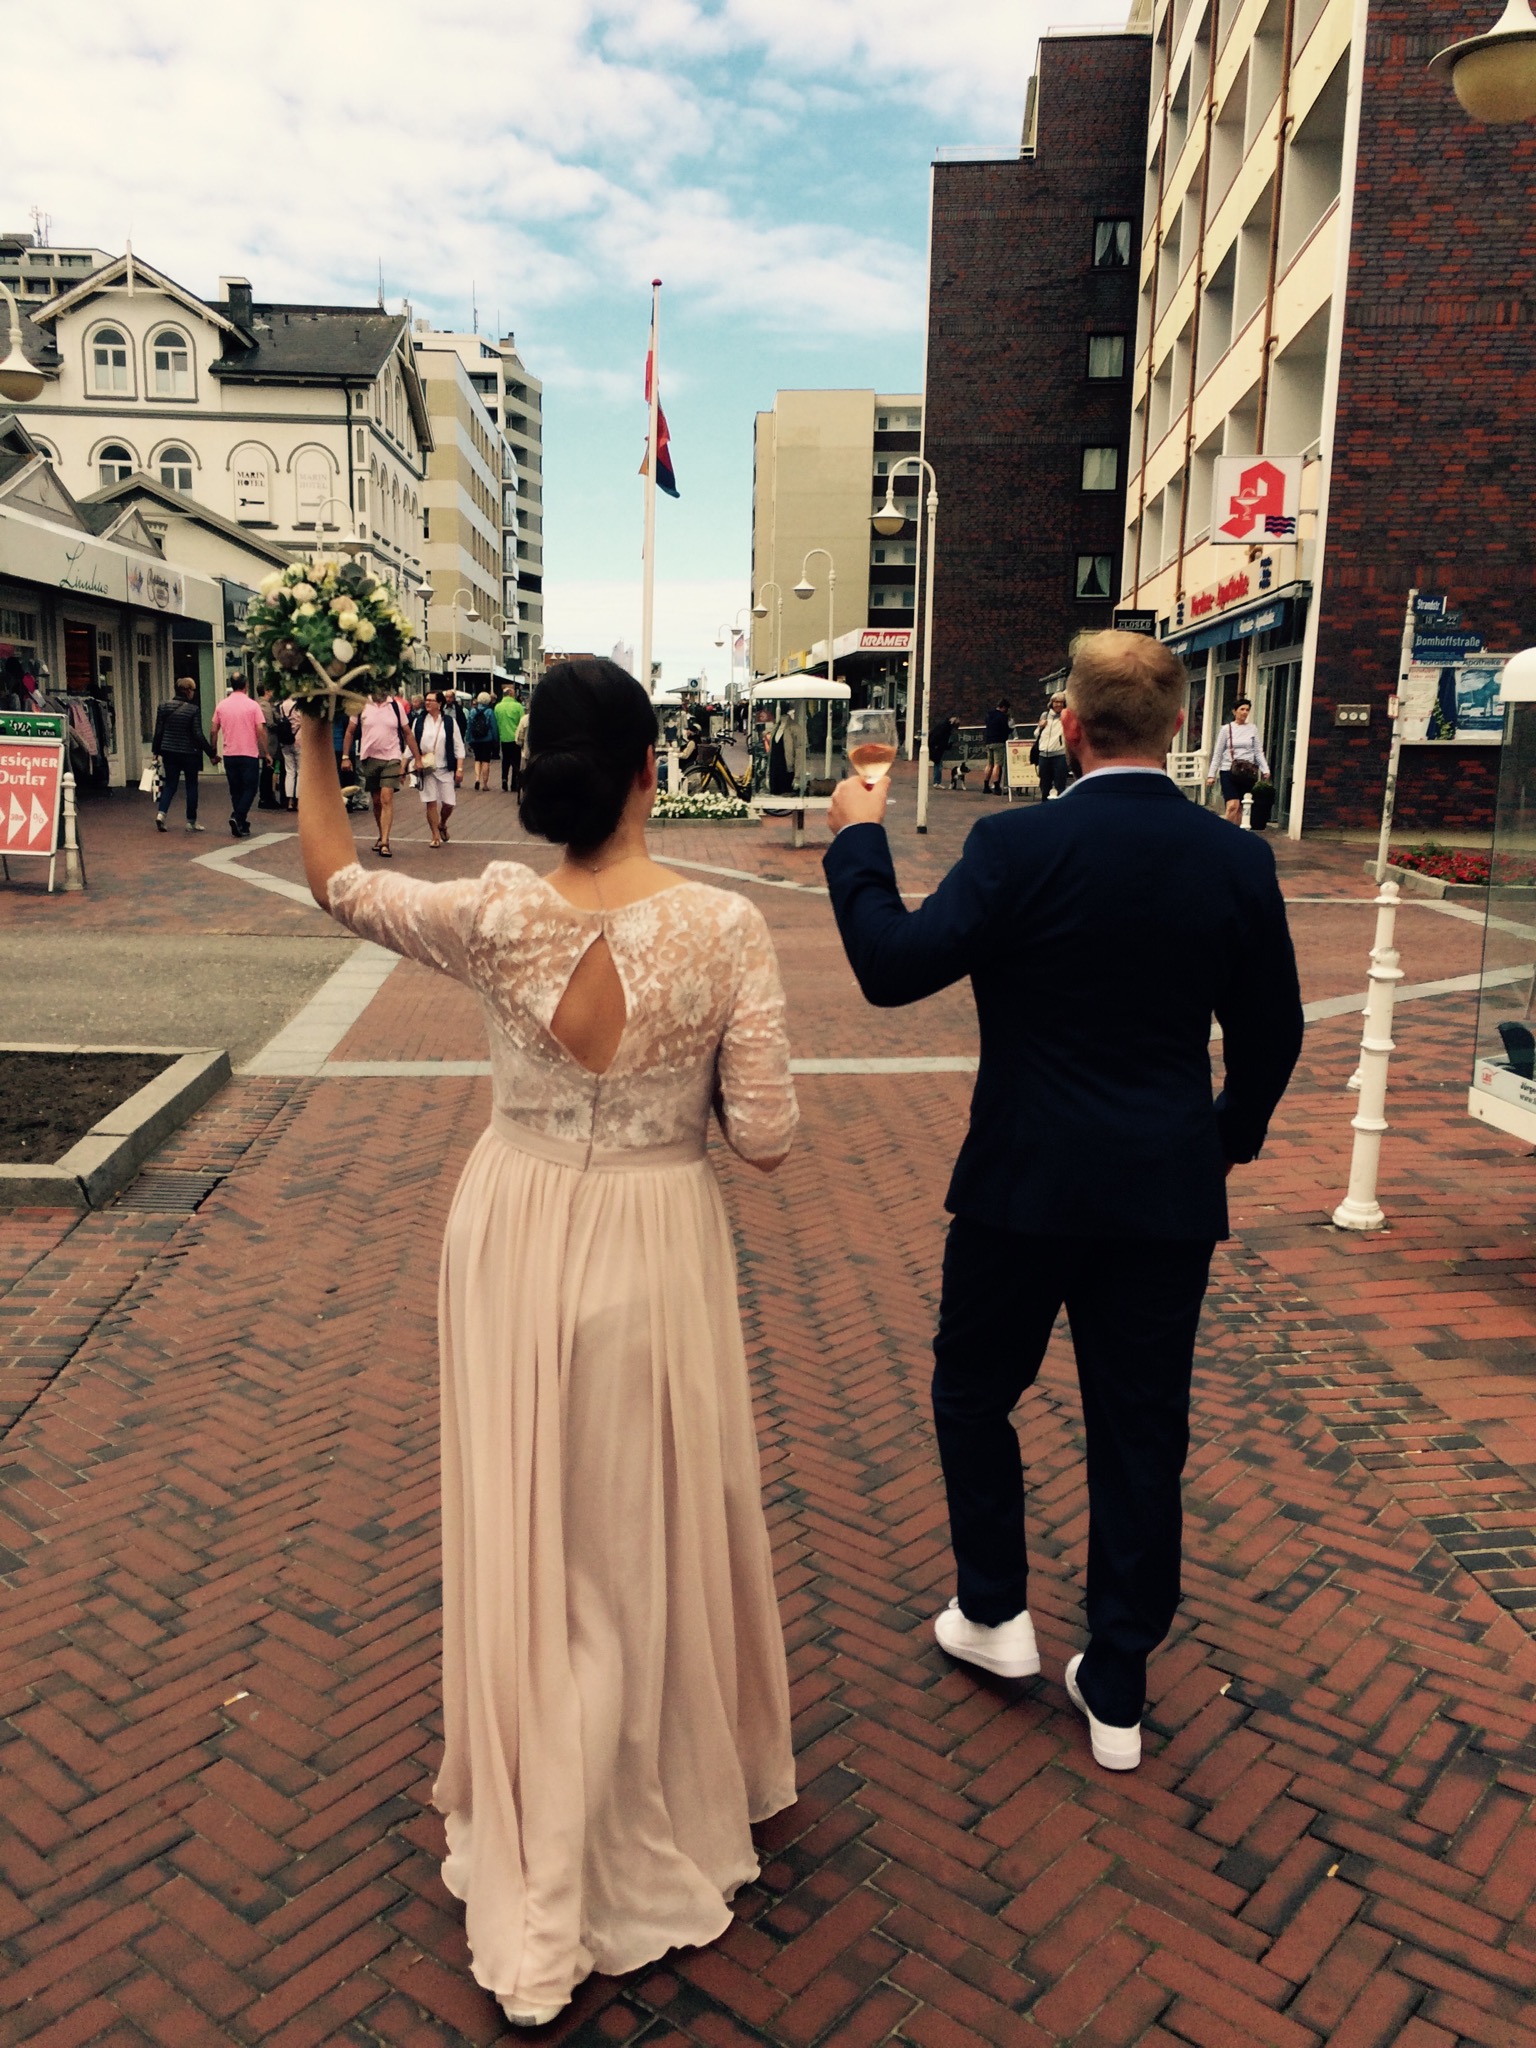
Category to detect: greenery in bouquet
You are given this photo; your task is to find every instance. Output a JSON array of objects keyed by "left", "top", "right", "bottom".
[{"left": 245, "top": 558, "right": 418, "bottom": 715}]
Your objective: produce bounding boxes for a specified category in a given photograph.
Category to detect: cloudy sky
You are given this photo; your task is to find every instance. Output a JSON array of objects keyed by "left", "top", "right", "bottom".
[{"left": 11, "top": 0, "right": 1121, "bottom": 685}]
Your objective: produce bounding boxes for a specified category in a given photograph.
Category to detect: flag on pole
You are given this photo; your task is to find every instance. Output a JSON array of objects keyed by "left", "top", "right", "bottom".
[{"left": 641, "top": 348, "right": 679, "bottom": 499}]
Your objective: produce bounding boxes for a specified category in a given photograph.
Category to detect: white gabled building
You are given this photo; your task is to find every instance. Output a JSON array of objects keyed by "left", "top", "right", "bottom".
[{"left": 9, "top": 253, "right": 434, "bottom": 638}]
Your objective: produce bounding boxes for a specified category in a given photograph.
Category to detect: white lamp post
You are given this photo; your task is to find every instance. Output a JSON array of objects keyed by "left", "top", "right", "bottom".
[
  {"left": 0, "top": 280, "right": 45, "bottom": 405},
  {"left": 311, "top": 494, "right": 367, "bottom": 558},
  {"left": 752, "top": 581, "right": 785, "bottom": 680},
  {"left": 1430, "top": 0, "right": 1536, "bottom": 120},
  {"left": 874, "top": 458, "right": 939, "bottom": 833},
  {"left": 794, "top": 549, "right": 837, "bottom": 777},
  {"left": 714, "top": 607, "right": 750, "bottom": 722},
  {"left": 429, "top": 585, "right": 479, "bottom": 677}
]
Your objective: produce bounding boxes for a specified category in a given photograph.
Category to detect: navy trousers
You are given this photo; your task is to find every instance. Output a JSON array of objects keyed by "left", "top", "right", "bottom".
[
  {"left": 223, "top": 755, "right": 260, "bottom": 832},
  {"left": 932, "top": 1217, "right": 1213, "bottom": 1726}
]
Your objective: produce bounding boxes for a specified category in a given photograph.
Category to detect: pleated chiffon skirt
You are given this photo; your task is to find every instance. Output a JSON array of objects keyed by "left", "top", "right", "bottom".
[{"left": 433, "top": 1112, "right": 797, "bottom": 2013}]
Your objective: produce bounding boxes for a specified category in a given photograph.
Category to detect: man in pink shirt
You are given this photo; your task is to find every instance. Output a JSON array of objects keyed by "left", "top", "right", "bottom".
[
  {"left": 341, "top": 693, "right": 421, "bottom": 858},
  {"left": 210, "top": 678, "right": 270, "bottom": 839}
]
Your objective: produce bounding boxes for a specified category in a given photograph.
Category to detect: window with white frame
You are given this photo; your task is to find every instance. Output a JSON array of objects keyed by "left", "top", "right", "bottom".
[
  {"left": 1081, "top": 446, "right": 1120, "bottom": 491},
  {"left": 91, "top": 326, "right": 131, "bottom": 394},
  {"left": 98, "top": 441, "right": 135, "bottom": 484},
  {"left": 159, "top": 445, "right": 194, "bottom": 492},
  {"left": 151, "top": 328, "right": 192, "bottom": 397},
  {"left": 1087, "top": 333, "right": 1127, "bottom": 380}
]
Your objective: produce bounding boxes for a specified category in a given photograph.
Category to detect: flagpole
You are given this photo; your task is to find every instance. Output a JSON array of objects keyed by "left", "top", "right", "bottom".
[{"left": 641, "top": 279, "right": 661, "bottom": 700}]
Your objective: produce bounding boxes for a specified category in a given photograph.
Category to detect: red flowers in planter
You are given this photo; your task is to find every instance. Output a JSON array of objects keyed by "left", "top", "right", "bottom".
[{"left": 1389, "top": 846, "right": 1536, "bottom": 886}]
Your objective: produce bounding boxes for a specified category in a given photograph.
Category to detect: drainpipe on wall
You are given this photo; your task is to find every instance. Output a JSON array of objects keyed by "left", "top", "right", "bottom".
[
  {"left": 1172, "top": 0, "right": 1221, "bottom": 605},
  {"left": 1130, "top": 1, "right": 1176, "bottom": 601},
  {"left": 1253, "top": 0, "right": 1299, "bottom": 454},
  {"left": 1286, "top": 0, "right": 1371, "bottom": 838}
]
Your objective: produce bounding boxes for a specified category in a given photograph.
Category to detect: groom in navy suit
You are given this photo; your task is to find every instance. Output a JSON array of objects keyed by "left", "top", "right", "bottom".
[{"left": 824, "top": 631, "right": 1302, "bottom": 1770}]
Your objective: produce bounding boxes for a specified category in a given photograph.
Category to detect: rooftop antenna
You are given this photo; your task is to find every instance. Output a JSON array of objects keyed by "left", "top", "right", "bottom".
[
  {"left": 125, "top": 237, "right": 136, "bottom": 295},
  {"left": 377, "top": 259, "right": 385, "bottom": 310},
  {"left": 472, "top": 279, "right": 478, "bottom": 334},
  {"left": 29, "top": 204, "right": 50, "bottom": 248}
]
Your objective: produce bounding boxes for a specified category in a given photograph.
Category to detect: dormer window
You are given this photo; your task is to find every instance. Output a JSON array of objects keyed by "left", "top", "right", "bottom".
[
  {"left": 151, "top": 328, "right": 192, "bottom": 398},
  {"left": 91, "top": 327, "right": 131, "bottom": 394}
]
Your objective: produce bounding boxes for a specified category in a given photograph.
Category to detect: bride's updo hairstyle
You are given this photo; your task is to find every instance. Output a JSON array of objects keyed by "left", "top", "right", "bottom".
[{"left": 519, "top": 658, "right": 658, "bottom": 856}]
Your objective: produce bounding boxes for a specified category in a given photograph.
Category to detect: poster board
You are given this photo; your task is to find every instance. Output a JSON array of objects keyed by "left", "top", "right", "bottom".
[
  {"left": 1400, "top": 656, "right": 1506, "bottom": 744},
  {"left": 1005, "top": 739, "right": 1038, "bottom": 800},
  {"left": 0, "top": 738, "right": 65, "bottom": 886}
]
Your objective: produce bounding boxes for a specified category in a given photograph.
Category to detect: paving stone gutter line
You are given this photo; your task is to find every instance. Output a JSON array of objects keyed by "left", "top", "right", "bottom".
[{"left": 0, "top": 1044, "right": 231, "bottom": 1208}]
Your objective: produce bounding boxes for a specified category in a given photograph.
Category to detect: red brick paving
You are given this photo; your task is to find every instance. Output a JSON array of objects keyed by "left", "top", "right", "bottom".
[{"left": 4, "top": 770, "right": 1536, "bottom": 2044}]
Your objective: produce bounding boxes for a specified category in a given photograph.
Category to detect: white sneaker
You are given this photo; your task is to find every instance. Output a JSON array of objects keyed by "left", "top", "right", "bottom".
[
  {"left": 500, "top": 2001, "right": 567, "bottom": 2027},
  {"left": 934, "top": 1597, "right": 1040, "bottom": 1678},
  {"left": 1064, "top": 1652, "right": 1141, "bottom": 1770}
]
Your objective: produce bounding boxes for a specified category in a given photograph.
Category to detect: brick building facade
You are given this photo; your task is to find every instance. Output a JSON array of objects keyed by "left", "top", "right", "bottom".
[
  {"left": 923, "top": 31, "right": 1153, "bottom": 726},
  {"left": 1297, "top": 0, "right": 1536, "bottom": 833}
]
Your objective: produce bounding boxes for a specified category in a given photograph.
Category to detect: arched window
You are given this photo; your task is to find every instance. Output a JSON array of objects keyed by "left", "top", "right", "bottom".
[
  {"left": 293, "top": 447, "right": 334, "bottom": 525},
  {"left": 150, "top": 328, "right": 192, "bottom": 398},
  {"left": 98, "top": 442, "right": 135, "bottom": 485},
  {"left": 159, "top": 445, "right": 194, "bottom": 492},
  {"left": 231, "top": 444, "right": 272, "bottom": 521},
  {"left": 91, "top": 327, "right": 131, "bottom": 395}
]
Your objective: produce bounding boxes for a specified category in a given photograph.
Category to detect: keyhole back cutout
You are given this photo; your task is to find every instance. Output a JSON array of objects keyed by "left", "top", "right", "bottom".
[{"left": 549, "top": 933, "right": 628, "bottom": 1076}]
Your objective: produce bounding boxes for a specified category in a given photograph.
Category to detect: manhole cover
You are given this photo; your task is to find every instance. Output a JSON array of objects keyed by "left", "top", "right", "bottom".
[{"left": 114, "top": 1171, "right": 224, "bottom": 1213}]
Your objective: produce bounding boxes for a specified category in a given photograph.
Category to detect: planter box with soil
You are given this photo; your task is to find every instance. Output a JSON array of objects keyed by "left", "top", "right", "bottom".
[{"left": 0, "top": 1046, "right": 231, "bottom": 1208}]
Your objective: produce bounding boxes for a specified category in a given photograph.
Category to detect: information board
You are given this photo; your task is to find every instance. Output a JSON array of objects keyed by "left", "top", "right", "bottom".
[
  {"left": 1005, "top": 739, "right": 1038, "bottom": 799},
  {"left": 0, "top": 739, "right": 64, "bottom": 860}
]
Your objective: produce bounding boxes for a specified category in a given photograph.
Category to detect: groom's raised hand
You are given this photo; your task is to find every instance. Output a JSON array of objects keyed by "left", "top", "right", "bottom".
[{"left": 828, "top": 774, "right": 890, "bottom": 835}]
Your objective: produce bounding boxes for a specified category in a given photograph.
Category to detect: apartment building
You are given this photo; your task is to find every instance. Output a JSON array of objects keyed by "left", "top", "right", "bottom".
[
  {"left": 414, "top": 335, "right": 510, "bottom": 674},
  {"left": 750, "top": 389, "right": 924, "bottom": 710},
  {"left": 924, "top": 25, "right": 1152, "bottom": 723},
  {"left": 1123, "top": 0, "right": 1536, "bottom": 832},
  {"left": 0, "top": 231, "right": 113, "bottom": 304}
]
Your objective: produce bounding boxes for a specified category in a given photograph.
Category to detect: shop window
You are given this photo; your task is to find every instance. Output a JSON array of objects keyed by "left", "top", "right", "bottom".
[
  {"left": 98, "top": 442, "right": 135, "bottom": 485},
  {"left": 159, "top": 445, "right": 194, "bottom": 492},
  {"left": 90, "top": 326, "right": 131, "bottom": 394},
  {"left": 1087, "top": 334, "right": 1126, "bottom": 380},
  {"left": 1081, "top": 446, "right": 1120, "bottom": 492},
  {"left": 1075, "top": 554, "right": 1114, "bottom": 599},
  {"left": 1094, "top": 218, "right": 1133, "bottom": 269},
  {"left": 151, "top": 328, "right": 192, "bottom": 398}
]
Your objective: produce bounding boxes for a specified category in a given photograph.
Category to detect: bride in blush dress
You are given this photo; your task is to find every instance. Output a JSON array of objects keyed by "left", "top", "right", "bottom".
[{"left": 296, "top": 658, "right": 798, "bottom": 2025}]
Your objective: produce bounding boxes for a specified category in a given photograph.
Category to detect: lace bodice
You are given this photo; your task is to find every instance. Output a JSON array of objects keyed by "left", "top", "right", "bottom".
[{"left": 327, "top": 862, "right": 798, "bottom": 1162}]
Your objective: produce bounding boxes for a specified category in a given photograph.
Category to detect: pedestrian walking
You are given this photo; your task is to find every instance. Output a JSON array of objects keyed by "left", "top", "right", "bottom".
[
  {"left": 412, "top": 689, "right": 464, "bottom": 846},
  {"left": 255, "top": 684, "right": 284, "bottom": 811},
  {"left": 929, "top": 712, "right": 956, "bottom": 788},
  {"left": 1034, "top": 692, "right": 1071, "bottom": 799},
  {"left": 275, "top": 693, "right": 301, "bottom": 810},
  {"left": 981, "top": 698, "right": 1011, "bottom": 794},
  {"left": 210, "top": 676, "right": 269, "bottom": 838},
  {"left": 495, "top": 685, "right": 525, "bottom": 791},
  {"left": 824, "top": 629, "right": 1302, "bottom": 1771},
  {"left": 295, "top": 657, "right": 797, "bottom": 2025},
  {"left": 150, "top": 676, "right": 215, "bottom": 832},
  {"left": 466, "top": 692, "right": 500, "bottom": 792},
  {"left": 1207, "top": 698, "right": 1271, "bottom": 823},
  {"left": 342, "top": 691, "right": 422, "bottom": 858}
]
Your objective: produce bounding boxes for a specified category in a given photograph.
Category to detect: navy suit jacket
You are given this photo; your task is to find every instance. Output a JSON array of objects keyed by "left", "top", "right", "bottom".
[{"left": 822, "top": 773, "right": 1304, "bottom": 1240}]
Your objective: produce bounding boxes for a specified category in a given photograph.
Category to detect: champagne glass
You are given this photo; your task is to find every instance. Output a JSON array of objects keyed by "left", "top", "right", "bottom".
[{"left": 847, "top": 708, "right": 899, "bottom": 787}]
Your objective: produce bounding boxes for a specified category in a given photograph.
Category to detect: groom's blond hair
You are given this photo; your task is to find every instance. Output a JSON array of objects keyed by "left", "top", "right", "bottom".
[{"left": 1066, "top": 630, "right": 1187, "bottom": 757}]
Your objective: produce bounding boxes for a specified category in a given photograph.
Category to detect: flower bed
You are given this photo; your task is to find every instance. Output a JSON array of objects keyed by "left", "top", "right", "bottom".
[{"left": 652, "top": 792, "right": 751, "bottom": 822}]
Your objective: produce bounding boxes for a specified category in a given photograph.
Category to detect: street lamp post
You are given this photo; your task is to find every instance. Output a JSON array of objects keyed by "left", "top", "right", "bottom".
[
  {"left": 427, "top": 585, "right": 480, "bottom": 679},
  {"left": 311, "top": 495, "right": 367, "bottom": 559},
  {"left": 794, "top": 549, "right": 837, "bottom": 777},
  {"left": 714, "top": 608, "right": 750, "bottom": 724},
  {"left": 1430, "top": 0, "right": 1536, "bottom": 119},
  {"left": 752, "top": 581, "right": 785, "bottom": 680},
  {"left": 874, "top": 458, "right": 939, "bottom": 833},
  {"left": 0, "top": 280, "right": 45, "bottom": 405}
]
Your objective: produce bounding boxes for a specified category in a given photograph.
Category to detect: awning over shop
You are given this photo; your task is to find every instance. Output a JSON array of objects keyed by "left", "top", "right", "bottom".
[{"left": 1162, "top": 584, "right": 1306, "bottom": 659}]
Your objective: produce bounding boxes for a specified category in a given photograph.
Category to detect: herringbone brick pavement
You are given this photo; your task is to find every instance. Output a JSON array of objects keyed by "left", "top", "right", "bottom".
[{"left": 3, "top": 1056, "right": 1536, "bottom": 2046}]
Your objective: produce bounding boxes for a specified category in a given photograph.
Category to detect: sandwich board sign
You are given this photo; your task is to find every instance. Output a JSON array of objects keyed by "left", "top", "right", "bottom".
[{"left": 0, "top": 737, "right": 67, "bottom": 890}]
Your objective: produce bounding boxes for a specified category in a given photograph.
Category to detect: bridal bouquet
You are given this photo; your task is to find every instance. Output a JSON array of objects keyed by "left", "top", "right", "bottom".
[{"left": 245, "top": 558, "right": 418, "bottom": 716}]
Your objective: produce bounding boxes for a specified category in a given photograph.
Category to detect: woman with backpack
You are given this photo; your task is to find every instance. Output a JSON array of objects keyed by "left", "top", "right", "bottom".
[{"left": 466, "top": 691, "right": 500, "bottom": 793}]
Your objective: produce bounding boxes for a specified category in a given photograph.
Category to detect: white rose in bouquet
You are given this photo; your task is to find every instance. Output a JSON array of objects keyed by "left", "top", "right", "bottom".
[
  {"left": 291, "top": 582, "right": 316, "bottom": 604},
  {"left": 353, "top": 619, "right": 376, "bottom": 643},
  {"left": 329, "top": 595, "right": 349, "bottom": 615},
  {"left": 332, "top": 636, "right": 355, "bottom": 663},
  {"left": 258, "top": 570, "right": 284, "bottom": 597},
  {"left": 296, "top": 603, "right": 318, "bottom": 618},
  {"left": 338, "top": 609, "right": 361, "bottom": 633}
]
